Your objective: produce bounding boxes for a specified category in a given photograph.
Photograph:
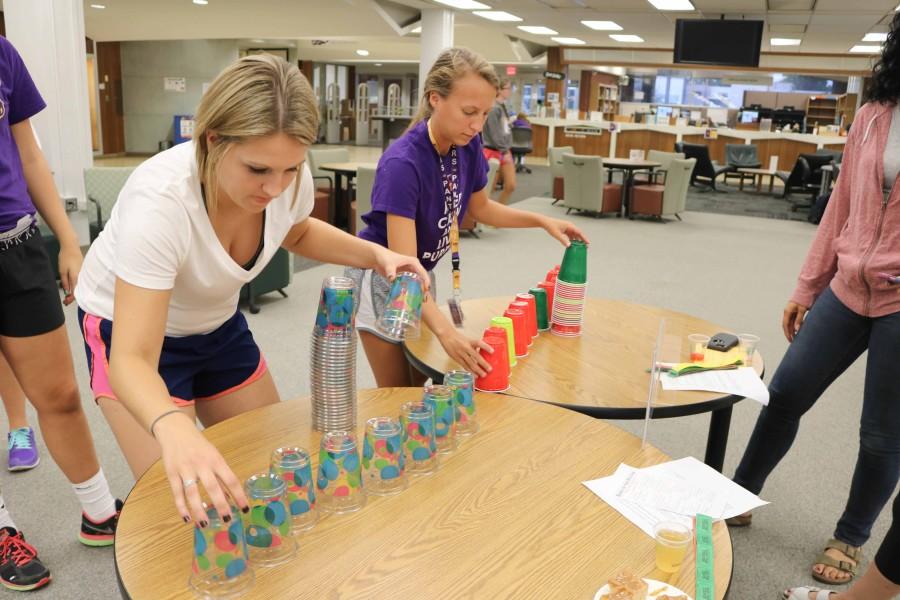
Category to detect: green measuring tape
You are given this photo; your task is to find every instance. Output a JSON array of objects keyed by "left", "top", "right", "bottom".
[{"left": 695, "top": 514, "right": 714, "bottom": 600}]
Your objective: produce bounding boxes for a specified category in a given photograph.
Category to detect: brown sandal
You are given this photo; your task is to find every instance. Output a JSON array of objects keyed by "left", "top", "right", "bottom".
[
  {"left": 725, "top": 512, "right": 752, "bottom": 527},
  {"left": 811, "top": 538, "right": 862, "bottom": 585}
]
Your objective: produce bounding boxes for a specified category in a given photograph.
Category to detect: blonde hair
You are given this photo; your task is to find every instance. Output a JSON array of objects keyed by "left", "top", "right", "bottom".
[
  {"left": 409, "top": 47, "right": 500, "bottom": 129},
  {"left": 193, "top": 54, "right": 319, "bottom": 214}
]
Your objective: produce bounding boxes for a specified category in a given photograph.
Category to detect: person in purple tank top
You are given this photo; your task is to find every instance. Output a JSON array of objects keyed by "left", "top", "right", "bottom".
[
  {"left": 0, "top": 36, "right": 124, "bottom": 592},
  {"left": 352, "top": 47, "right": 589, "bottom": 387}
]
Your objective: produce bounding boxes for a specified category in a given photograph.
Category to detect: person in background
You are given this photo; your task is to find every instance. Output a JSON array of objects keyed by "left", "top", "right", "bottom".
[
  {"left": 728, "top": 10, "right": 900, "bottom": 586},
  {"left": 0, "top": 35, "right": 122, "bottom": 592},
  {"left": 352, "top": 48, "right": 587, "bottom": 388},
  {"left": 481, "top": 77, "right": 516, "bottom": 205},
  {"left": 512, "top": 112, "right": 531, "bottom": 129},
  {"left": 0, "top": 355, "right": 39, "bottom": 472}
]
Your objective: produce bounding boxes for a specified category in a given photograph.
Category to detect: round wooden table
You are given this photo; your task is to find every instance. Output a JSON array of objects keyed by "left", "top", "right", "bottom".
[
  {"left": 404, "top": 297, "right": 765, "bottom": 472},
  {"left": 115, "top": 388, "right": 732, "bottom": 599},
  {"left": 601, "top": 158, "right": 662, "bottom": 217}
]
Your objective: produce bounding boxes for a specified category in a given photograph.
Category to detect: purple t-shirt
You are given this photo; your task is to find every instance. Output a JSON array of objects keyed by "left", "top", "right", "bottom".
[
  {"left": 0, "top": 36, "right": 45, "bottom": 232},
  {"left": 358, "top": 120, "right": 489, "bottom": 271}
]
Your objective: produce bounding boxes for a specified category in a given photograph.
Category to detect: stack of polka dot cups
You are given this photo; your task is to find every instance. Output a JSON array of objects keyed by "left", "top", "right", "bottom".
[
  {"left": 189, "top": 504, "right": 254, "bottom": 599},
  {"left": 362, "top": 417, "right": 407, "bottom": 495}
]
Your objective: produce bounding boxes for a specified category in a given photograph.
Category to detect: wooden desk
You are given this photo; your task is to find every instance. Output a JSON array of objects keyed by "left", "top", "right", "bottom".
[
  {"left": 115, "top": 388, "right": 732, "bottom": 599},
  {"left": 737, "top": 167, "right": 778, "bottom": 194},
  {"left": 405, "top": 298, "right": 765, "bottom": 472},
  {"left": 319, "top": 162, "right": 377, "bottom": 229}
]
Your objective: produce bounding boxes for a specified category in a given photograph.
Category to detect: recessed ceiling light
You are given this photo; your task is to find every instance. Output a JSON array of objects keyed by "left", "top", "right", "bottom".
[
  {"left": 411, "top": 26, "right": 422, "bottom": 33},
  {"left": 647, "top": 0, "right": 694, "bottom": 10},
  {"left": 90, "top": 4, "right": 106, "bottom": 8},
  {"left": 581, "top": 21, "right": 622, "bottom": 31},
  {"left": 473, "top": 11, "right": 522, "bottom": 22},
  {"left": 551, "top": 37, "right": 586, "bottom": 45},
  {"left": 375, "top": 63, "right": 383, "bottom": 67},
  {"left": 863, "top": 33, "right": 888, "bottom": 42},
  {"left": 356, "top": 49, "right": 370, "bottom": 56},
  {"left": 433, "top": 0, "right": 491, "bottom": 9},
  {"left": 192, "top": 0, "right": 208, "bottom": 4},
  {"left": 850, "top": 45, "right": 881, "bottom": 53},
  {"left": 517, "top": 26, "right": 558, "bottom": 35},
  {"left": 770, "top": 38, "right": 801, "bottom": 46},
  {"left": 610, "top": 34, "right": 644, "bottom": 43},
  {"left": 252, "top": 39, "right": 265, "bottom": 43}
]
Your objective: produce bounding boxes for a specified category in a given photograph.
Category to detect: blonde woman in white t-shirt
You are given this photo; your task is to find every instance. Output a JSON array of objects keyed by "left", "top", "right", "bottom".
[{"left": 74, "top": 55, "right": 428, "bottom": 525}]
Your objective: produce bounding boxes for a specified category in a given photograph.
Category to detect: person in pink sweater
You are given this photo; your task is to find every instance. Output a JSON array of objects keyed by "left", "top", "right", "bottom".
[{"left": 728, "top": 14, "right": 900, "bottom": 588}]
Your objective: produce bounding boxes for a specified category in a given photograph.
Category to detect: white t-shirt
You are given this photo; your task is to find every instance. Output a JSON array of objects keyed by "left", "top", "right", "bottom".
[{"left": 76, "top": 141, "right": 314, "bottom": 336}]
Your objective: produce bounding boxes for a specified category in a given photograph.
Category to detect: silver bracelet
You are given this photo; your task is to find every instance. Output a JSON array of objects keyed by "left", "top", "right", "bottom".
[{"left": 149, "top": 409, "right": 183, "bottom": 438}]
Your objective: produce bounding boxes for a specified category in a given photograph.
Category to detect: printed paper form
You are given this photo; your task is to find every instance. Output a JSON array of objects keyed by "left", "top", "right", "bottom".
[
  {"left": 582, "top": 457, "right": 768, "bottom": 539},
  {"left": 659, "top": 367, "right": 770, "bottom": 405}
]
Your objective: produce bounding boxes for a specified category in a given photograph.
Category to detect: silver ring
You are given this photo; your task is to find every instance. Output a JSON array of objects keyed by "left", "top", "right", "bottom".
[{"left": 182, "top": 478, "right": 197, "bottom": 488}]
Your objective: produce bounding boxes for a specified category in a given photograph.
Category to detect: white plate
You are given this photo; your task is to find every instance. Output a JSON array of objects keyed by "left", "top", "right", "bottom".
[{"left": 593, "top": 578, "right": 692, "bottom": 600}]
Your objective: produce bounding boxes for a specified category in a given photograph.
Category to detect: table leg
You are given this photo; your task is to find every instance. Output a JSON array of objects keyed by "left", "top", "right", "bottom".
[
  {"left": 768, "top": 174, "right": 774, "bottom": 194},
  {"left": 739, "top": 175, "right": 744, "bottom": 192},
  {"left": 704, "top": 405, "right": 733, "bottom": 472},
  {"left": 331, "top": 172, "right": 343, "bottom": 227},
  {"left": 756, "top": 174, "right": 762, "bottom": 194},
  {"left": 624, "top": 170, "right": 633, "bottom": 217}
]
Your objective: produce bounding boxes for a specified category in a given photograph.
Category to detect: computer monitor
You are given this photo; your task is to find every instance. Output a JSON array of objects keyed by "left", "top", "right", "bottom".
[{"left": 740, "top": 110, "right": 759, "bottom": 123}]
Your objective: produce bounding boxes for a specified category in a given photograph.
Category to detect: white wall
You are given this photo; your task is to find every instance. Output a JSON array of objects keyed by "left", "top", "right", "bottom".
[{"left": 121, "top": 39, "right": 239, "bottom": 153}]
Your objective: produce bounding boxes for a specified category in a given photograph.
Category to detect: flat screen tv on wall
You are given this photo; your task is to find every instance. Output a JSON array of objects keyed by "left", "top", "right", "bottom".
[{"left": 673, "top": 19, "right": 764, "bottom": 68}]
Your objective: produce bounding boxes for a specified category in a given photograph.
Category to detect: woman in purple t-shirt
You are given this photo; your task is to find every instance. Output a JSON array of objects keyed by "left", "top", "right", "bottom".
[{"left": 354, "top": 47, "right": 588, "bottom": 387}]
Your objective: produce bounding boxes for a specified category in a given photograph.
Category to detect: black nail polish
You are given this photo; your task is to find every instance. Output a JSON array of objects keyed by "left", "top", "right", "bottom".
[
  {"left": 241, "top": 506, "right": 250, "bottom": 514},
  {"left": 183, "top": 516, "right": 191, "bottom": 523},
  {"left": 199, "top": 520, "right": 208, "bottom": 528},
  {"left": 222, "top": 514, "right": 231, "bottom": 523}
]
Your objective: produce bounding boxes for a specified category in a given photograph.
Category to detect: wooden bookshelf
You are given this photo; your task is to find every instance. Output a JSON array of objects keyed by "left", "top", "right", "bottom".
[
  {"left": 597, "top": 83, "right": 619, "bottom": 120},
  {"left": 805, "top": 95, "right": 838, "bottom": 128},
  {"left": 836, "top": 93, "right": 858, "bottom": 128}
]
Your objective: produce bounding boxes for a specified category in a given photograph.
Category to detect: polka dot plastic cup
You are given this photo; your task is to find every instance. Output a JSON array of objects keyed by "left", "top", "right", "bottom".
[
  {"left": 445, "top": 370, "right": 478, "bottom": 437},
  {"left": 269, "top": 447, "right": 318, "bottom": 535},
  {"left": 376, "top": 271, "right": 425, "bottom": 341},
  {"left": 317, "top": 431, "right": 366, "bottom": 514},
  {"left": 400, "top": 401, "right": 438, "bottom": 475},
  {"left": 189, "top": 504, "right": 254, "bottom": 599},
  {"left": 243, "top": 473, "right": 297, "bottom": 568},
  {"left": 362, "top": 417, "right": 407, "bottom": 496},
  {"left": 423, "top": 384, "right": 457, "bottom": 454}
]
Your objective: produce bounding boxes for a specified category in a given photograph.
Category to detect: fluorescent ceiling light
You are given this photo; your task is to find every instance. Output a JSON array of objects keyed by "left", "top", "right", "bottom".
[
  {"left": 552, "top": 37, "right": 586, "bottom": 45},
  {"left": 647, "top": 0, "right": 694, "bottom": 10},
  {"left": 411, "top": 26, "right": 422, "bottom": 33},
  {"left": 770, "top": 38, "right": 801, "bottom": 46},
  {"left": 90, "top": 3, "right": 106, "bottom": 8},
  {"left": 850, "top": 45, "right": 882, "bottom": 53},
  {"left": 356, "top": 49, "right": 370, "bottom": 56},
  {"left": 863, "top": 33, "right": 888, "bottom": 42},
  {"left": 517, "top": 26, "right": 558, "bottom": 35},
  {"left": 252, "top": 39, "right": 265, "bottom": 43},
  {"left": 375, "top": 63, "right": 383, "bottom": 67},
  {"left": 581, "top": 21, "right": 622, "bottom": 31},
  {"left": 434, "top": 0, "right": 491, "bottom": 9},
  {"left": 609, "top": 34, "right": 644, "bottom": 43},
  {"left": 473, "top": 11, "right": 522, "bottom": 22},
  {"left": 192, "top": 0, "right": 208, "bottom": 4}
]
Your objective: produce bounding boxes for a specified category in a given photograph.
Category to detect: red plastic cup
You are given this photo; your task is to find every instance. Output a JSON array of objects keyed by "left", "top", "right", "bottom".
[
  {"left": 546, "top": 265, "right": 560, "bottom": 283},
  {"left": 515, "top": 293, "right": 538, "bottom": 339},
  {"left": 551, "top": 322, "right": 583, "bottom": 337},
  {"left": 474, "top": 334, "right": 510, "bottom": 392},
  {"left": 483, "top": 325, "right": 513, "bottom": 369},
  {"left": 538, "top": 281, "right": 555, "bottom": 316},
  {"left": 509, "top": 301, "right": 533, "bottom": 345},
  {"left": 503, "top": 308, "right": 529, "bottom": 357}
]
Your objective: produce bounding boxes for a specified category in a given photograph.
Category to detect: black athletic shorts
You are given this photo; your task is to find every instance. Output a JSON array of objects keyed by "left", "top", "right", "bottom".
[{"left": 0, "top": 224, "right": 65, "bottom": 337}]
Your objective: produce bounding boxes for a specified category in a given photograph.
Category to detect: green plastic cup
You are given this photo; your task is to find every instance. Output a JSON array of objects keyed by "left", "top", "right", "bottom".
[
  {"left": 558, "top": 240, "right": 587, "bottom": 284},
  {"left": 529, "top": 287, "right": 549, "bottom": 331},
  {"left": 489, "top": 316, "right": 517, "bottom": 368}
]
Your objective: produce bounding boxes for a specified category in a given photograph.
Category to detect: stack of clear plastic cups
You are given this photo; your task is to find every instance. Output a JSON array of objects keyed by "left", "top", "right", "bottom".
[
  {"left": 422, "top": 384, "right": 457, "bottom": 454},
  {"left": 310, "top": 276, "right": 357, "bottom": 432},
  {"left": 445, "top": 370, "right": 478, "bottom": 437}
]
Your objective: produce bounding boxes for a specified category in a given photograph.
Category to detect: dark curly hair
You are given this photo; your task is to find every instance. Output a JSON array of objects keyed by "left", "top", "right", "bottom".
[{"left": 868, "top": 12, "right": 900, "bottom": 103}]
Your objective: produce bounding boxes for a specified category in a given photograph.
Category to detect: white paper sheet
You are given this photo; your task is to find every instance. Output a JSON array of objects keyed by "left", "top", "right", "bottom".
[
  {"left": 659, "top": 367, "right": 770, "bottom": 405},
  {"left": 618, "top": 469, "right": 729, "bottom": 518},
  {"left": 582, "top": 457, "right": 769, "bottom": 538}
]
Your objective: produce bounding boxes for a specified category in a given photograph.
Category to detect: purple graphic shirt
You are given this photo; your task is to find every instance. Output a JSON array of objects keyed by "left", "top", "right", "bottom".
[
  {"left": 357, "top": 120, "right": 489, "bottom": 271},
  {"left": 0, "top": 36, "right": 46, "bottom": 232}
]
